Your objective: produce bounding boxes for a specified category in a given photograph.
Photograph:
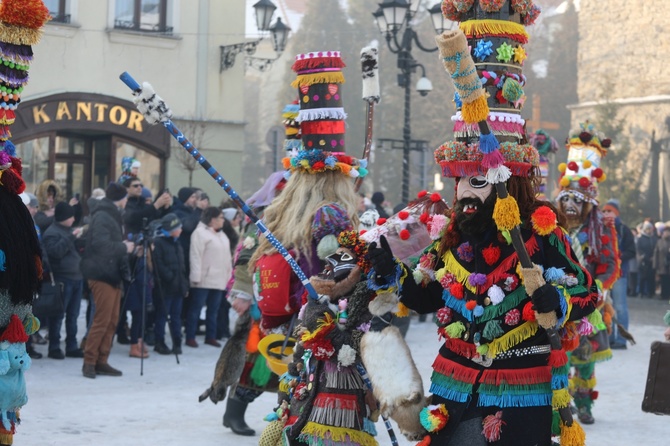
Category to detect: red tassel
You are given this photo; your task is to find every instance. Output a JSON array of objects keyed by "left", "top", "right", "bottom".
[
  {"left": 0, "top": 314, "right": 29, "bottom": 343},
  {"left": 522, "top": 301, "right": 536, "bottom": 321},
  {"left": 547, "top": 348, "right": 568, "bottom": 367},
  {"left": 482, "top": 411, "right": 506, "bottom": 442}
]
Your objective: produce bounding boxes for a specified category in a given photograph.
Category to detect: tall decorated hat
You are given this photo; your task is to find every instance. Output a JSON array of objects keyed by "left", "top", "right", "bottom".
[
  {"left": 282, "top": 100, "right": 302, "bottom": 153},
  {"left": 433, "top": 0, "right": 542, "bottom": 184},
  {"left": 282, "top": 51, "right": 368, "bottom": 178},
  {"left": 556, "top": 121, "right": 610, "bottom": 205}
]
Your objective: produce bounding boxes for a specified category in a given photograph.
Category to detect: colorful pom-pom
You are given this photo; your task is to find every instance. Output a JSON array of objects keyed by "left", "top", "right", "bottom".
[
  {"left": 557, "top": 162, "right": 567, "bottom": 173},
  {"left": 449, "top": 282, "right": 464, "bottom": 299},
  {"left": 377, "top": 218, "right": 387, "bottom": 225},
  {"left": 530, "top": 206, "right": 557, "bottom": 236},
  {"left": 430, "top": 192, "right": 442, "bottom": 203},
  {"left": 436, "top": 307, "right": 453, "bottom": 325},
  {"left": 559, "top": 176, "right": 570, "bottom": 187},
  {"left": 493, "top": 196, "right": 521, "bottom": 231},
  {"left": 465, "top": 300, "right": 477, "bottom": 311},
  {"left": 419, "top": 212, "right": 429, "bottom": 224},
  {"left": 567, "top": 161, "right": 578, "bottom": 171},
  {"left": 504, "top": 308, "right": 521, "bottom": 326},
  {"left": 578, "top": 177, "right": 591, "bottom": 188},
  {"left": 398, "top": 210, "right": 409, "bottom": 220},
  {"left": 488, "top": 285, "right": 505, "bottom": 305},
  {"left": 482, "top": 245, "right": 501, "bottom": 266},
  {"left": 598, "top": 172, "right": 606, "bottom": 182},
  {"left": 418, "top": 190, "right": 428, "bottom": 198},
  {"left": 419, "top": 404, "right": 449, "bottom": 433},
  {"left": 522, "top": 301, "right": 536, "bottom": 321},
  {"left": 582, "top": 160, "right": 592, "bottom": 168},
  {"left": 601, "top": 235, "right": 610, "bottom": 244},
  {"left": 592, "top": 167, "right": 603, "bottom": 178},
  {"left": 399, "top": 229, "right": 410, "bottom": 240}
]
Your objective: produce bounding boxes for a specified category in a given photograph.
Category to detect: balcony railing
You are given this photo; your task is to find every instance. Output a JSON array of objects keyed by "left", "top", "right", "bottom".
[{"left": 49, "top": 12, "right": 71, "bottom": 24}]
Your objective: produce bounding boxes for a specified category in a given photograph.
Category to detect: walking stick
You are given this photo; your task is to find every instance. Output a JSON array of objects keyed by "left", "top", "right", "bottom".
[
  {"left": 119, "top": 72, "right": 319, "bottom": 301},
  {"left": 354, "top": 46, "right": 380, "bottom": 193}
]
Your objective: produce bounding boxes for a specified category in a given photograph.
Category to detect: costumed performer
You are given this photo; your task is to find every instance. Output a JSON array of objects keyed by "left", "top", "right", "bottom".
[
  {"left": 555, "top": 121, "right": 620, "bottom": 425},
  {"left": 366, "top": 2, "right": 598, "bottom": 444},
  {"left": 0, "top": 0, "right": 51, "bottom": 444}
]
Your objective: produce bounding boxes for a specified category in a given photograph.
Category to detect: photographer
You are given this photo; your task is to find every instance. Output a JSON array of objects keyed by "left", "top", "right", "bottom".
[{"left": 122, "top": 177, "right": 172, "bottom": 235}]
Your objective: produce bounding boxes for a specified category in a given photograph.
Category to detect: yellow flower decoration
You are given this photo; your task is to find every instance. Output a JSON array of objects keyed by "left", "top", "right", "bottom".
[
  {"left": 513, "top": 45, "right": 527, "bottom": 64},
  {"left": 496, "top": 42, "right": 514, "bottom": 63}
]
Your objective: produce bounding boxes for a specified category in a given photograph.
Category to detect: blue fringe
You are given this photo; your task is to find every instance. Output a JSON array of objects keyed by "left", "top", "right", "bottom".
[
  {"left": 3, "top": 140, "right": 15, "bottom": 156},
  {"left": 441, "top": 289, "right": 473, "bottom": 322},
  {"left": 477, "top": 392, "right": 552, "bottom": 408},
  {"left": 0, "top": 250, "right": 5, "bottom": 271},
  {"left": 283, "top": 139, "right": 302, "bottom": 150},
  {"left": 551, "top": 373, "right": 569, "bottom": 390},
  {"left": 429, "top": 382, "right": 471, "bottom": 403},
  {"left": 478, "top": 132, "right": 500, "bottom": 154},
  {"left": 282, "top": 103, "right": 300, "bottom": 113}
]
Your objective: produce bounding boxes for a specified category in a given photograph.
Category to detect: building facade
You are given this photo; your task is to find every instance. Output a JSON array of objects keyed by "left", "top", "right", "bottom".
[{"left": 16, "top": 0, "right": 247, "bottom": 204}]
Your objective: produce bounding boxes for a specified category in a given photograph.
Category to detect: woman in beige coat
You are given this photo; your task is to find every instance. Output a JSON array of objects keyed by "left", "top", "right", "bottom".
[{"left": 186, "top": 207, "right": 232, "bottom": 347}]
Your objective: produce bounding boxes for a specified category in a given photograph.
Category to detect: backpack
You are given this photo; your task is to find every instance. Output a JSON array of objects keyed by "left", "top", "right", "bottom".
[{"left": 254, "top": 251, "right": 295, "bottom": 318}]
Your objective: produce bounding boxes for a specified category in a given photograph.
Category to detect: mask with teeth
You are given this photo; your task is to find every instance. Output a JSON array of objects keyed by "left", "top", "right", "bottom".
[{"left": 558, "top": 191, "right": 591, "bottom": 230}]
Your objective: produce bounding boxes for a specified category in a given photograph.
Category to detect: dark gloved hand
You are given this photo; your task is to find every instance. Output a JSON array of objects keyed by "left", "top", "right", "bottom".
[
  {"left": 531, "top": 283, "right": 562, "bottom": 317},
  {"left": 367, "top": 235, "right": 396, "bottom": 279}
]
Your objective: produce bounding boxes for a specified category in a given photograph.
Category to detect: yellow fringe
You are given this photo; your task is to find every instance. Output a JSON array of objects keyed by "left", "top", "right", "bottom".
[
  {"left": 278, "top": 379, "right": 290, "bottom": 394},
  {"left": 301, "top": 313, "right": 335, "bottom": 342},
  {"left": 589, "top": 349, "right": 612, "bottom": 363},
  {"left": 0, "top": 22, "right": 43, "bottom": 46},
  {"left": 552, "top": 388, "right": 571, "bottom": 410},
  {"left": 487, "top": 321, "right": 538, "bottom": 358},
  {"left": 493, "top": 196, "right": 521, "bottom": 231},
  {"left": 300, "top": 421, "right": 377, "bottom": 446},
  {"left": 560, "top": 420, "right": 586, "bottom": 446},
  {"left": 441, "top": 251, "right": 477, "bottom": 293},
  {"left": 395, "top": 302, "right": 410, "bottom": 317},
  {"left": 291, "top": 72, "right": 345, "bottom": 88},
  {"left": 461, "top": 95, "right": 489, "bottom": 124},
  {"left": 285, "top": 127, "right": 299, "bottom": 136},
  {"left": 570, "top": 375, "right": 596, "bottom": 390},
  {"left": 459, "top": 19, "right": 529, "bottom": 41}
]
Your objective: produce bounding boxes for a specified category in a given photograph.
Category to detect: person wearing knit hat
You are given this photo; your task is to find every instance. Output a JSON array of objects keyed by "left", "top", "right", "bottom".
[
  {"left": 602, "top": 198, "right": 636, "bottom": 350},
  {"left": 555, "top": 122, "right": 621, "bottom": 426},
  {"left": 0, "top": 1, "right": 51, "bottom": 443},
  {"left": 42, "top": 201, "right": 84, "bottom": 360},
  {"left": 79, "top": 182, "right": 135, "bottom": 379},
  {"left": 365, "top": 2, "right": 597, "bottom": 445}
]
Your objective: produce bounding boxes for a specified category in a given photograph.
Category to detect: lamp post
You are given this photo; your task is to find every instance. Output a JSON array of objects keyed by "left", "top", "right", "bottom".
[
  {"left": 372, "top": 0, "right": 452, "bottom": 204},
  {"left": 220, "top": 0, "right": 291, "bottom": 72}
]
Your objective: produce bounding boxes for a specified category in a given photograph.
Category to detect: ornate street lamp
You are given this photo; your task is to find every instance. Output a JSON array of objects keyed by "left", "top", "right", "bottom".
[
  {"left": 220, "top": 0, "right": 291, "bottom": 73},
  {"left": 373, "top": 0, "right": 444, "bottom": 204}
]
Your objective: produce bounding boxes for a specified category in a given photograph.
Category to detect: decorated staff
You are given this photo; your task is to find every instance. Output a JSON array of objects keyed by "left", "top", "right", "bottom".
[
  {"left": 354, "top": 46, "right": 380, "bottom": 192},
  {"left": 119, "top": 72, "right": 319, "bottom": 302}
]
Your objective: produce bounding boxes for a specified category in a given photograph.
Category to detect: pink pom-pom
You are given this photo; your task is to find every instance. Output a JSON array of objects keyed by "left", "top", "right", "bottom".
[{"left": 482, "top": 411, "right": 506, "bottom": 442}]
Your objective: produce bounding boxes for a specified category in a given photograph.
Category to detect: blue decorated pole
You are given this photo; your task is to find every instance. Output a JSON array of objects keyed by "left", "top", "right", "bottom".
[{"left": 119, "top": 72, "right": 318, "bottom": 301}]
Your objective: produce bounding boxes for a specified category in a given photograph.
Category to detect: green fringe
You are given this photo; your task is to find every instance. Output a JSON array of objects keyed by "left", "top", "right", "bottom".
[
  {"left": 430, "top": 370, "right": 474, "bottom": 394},
  {"left": 478, "top": 287, "right": 525, "bottom": 323},
  {"left": 548, "top": 232, "right": 585, "bottom": 284}
]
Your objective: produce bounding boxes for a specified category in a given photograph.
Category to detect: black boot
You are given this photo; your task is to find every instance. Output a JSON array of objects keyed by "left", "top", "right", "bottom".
[
  {"left": 154, "top": 341, "right": 172, "bottom": 355},
  {"left": 223, "top": 397, "right": 255, "bottom": 436}
]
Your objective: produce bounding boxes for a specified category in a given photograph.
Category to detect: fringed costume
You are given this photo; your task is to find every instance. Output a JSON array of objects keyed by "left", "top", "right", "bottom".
[{"left": 555, "top": 121, "right": 621, "bottom": 425}]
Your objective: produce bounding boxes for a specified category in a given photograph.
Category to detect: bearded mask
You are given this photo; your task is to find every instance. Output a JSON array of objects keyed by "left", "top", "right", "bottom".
[
  {"left": 557, "top": 190, "right": 592, "bottom": 230},
  {"left": 453, "top": 175, "right": 497, "bottom": 236}
]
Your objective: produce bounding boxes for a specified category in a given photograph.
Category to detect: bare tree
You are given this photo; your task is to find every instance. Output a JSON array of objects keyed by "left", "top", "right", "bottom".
[{"left": 172, "top": 119, "right": 207, "bottom": 187}]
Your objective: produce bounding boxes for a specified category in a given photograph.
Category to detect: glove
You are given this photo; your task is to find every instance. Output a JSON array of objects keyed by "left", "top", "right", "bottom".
[
  {"left": 367, "top": 235, "right": 396, "bottom": 279},
  {"left": 369, "top": 312, "right": 393, "bottom": 332},
  {"left": 531, "top": 283, "right": 562, "bottom": 317}
]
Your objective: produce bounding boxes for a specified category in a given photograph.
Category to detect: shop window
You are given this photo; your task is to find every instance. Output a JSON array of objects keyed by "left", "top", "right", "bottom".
[
  {"left": 114, "top": 0, "right": 173, "bottom": 35},
  {"left": 15, "top": 137, "right": 50, "bottom": 196},
  {"left": 44, "top": 0, "right": 71, "bottom": 24},
  {"left": 115, "top": 140, "right": 161, "bottom": 195}
]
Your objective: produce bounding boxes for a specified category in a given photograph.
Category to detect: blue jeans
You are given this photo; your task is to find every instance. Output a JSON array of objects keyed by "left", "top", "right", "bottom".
[
  {"left": 154, "top": 294, "right": 183, "bottom": 345},
  {"left": 185, "top": 288, "right": 223, "bottom": 340},
  {"left": 609, "top": 277, "right": 629, "bottom": 345},
  {"left": 48, "top": 277, "right": 83, "bottom": 353}
]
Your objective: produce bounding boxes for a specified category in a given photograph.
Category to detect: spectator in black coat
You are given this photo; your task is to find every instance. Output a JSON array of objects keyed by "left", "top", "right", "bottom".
[
  {"left": 43, "top": 202, "right": 85, "bottom": 359},
  {"left": 122, "top": 177, "right": 172, "bottom": 235},
  {"left": 637, "top": 221, "right": 657, "bottom": 298},
  {"left": 371, "top": 191, "right": 389, "bottom": 219},
  {"left": 79, "top": 183, "right": 134, "bottom": 378},
  {"left": 172, "top": 187, "right": 200, "bottom": 276},
  {"left": 152, "top": 213, "right": 189, "bottom": 355}
]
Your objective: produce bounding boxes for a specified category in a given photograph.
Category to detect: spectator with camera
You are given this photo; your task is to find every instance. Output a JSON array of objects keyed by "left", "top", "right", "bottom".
[
  {"left": 79, "top": 182, "right": 134, "bottom": 379},
  {"left": 42, "top": 202, "right": 85, "bottom": 359},
  {"left": 122, "top": 177, "right": 172, "bottom": 235},
  {"left": 152, "top": 213, "right": 189, "bottom": 355}
]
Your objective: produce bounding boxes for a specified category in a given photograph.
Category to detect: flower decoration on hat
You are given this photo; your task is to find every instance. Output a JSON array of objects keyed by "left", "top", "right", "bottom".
[
  {"left": 337, "top": 230, "right": 371, "bottom": 273},
  {"left": 283, "top": 51, "right": 368, "bottom": 179},
  {"left": 556, "top": 121, "right": 610, "bottom": 204}
]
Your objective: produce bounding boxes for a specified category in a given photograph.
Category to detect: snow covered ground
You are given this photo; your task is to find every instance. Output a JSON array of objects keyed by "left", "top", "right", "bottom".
[{"left": 19, "top": 298, "right": 669, "bottom": 445}]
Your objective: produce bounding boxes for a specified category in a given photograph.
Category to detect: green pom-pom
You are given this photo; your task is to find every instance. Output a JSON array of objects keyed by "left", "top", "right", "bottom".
[
  {"left": 483, "top": 320, "right": 504, "bottom": 340},
  {"left": 445, "top": 321, "right": 466, "bottom": 339},
  {"left": 664, "top": 310, "right": 670, "bottom": 326},
  {"left": 476, "top": 344, "right": 489, "bottom": 356},
  {"left": 316, "top": 234, "right": 339, "bottom": 260}
]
